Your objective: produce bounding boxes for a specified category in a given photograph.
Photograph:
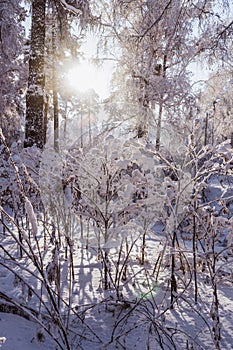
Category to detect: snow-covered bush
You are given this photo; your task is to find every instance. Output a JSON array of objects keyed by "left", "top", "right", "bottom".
[
  {"left": 2, "top": 124, "right": 233, "bottom": 349},
  {"left": 154, "top": 138, "right": 233, "bottom": 347},
  {"left": 0, "top": 132, "right": 42, "bottom": 218},
  {"left": 41, "top": 136, "right": 161, "bottom": 291}
]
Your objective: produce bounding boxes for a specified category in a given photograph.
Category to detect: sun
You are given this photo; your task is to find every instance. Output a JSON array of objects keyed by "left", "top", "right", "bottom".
[{"left": 65, "top": 60, "right": 107, "bottom": 97}]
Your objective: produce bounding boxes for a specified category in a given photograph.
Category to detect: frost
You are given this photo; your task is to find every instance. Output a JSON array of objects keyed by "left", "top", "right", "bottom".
[
  {"left": 0, "top": 338, "right": 6, "bottom": 347},
  {"left": 64, "top": 184, "right": 73, "bottom": 207},
  {"left": 1, "top": 1, "right": 233, "bottom": 349},
  {"left": 59, "top": 0, "right": 83, "bottom": 16},
  {"left": 25, "top": 196, "right": 38, "bottom": 237}
]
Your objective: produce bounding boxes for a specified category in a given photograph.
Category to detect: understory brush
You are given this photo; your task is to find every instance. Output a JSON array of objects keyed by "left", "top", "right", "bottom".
[{"left": 0, "top": 130, "right": 233, "bottom": 349}]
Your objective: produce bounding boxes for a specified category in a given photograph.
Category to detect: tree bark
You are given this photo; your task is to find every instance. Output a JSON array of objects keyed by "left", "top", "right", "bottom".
[
  {"left": 24, "top": 0, "right": 46, "bottom": 149},
  {"left": 155, "top": 100, "right": 163, "bottom": 151},
  {"left": 52, "top": 20, "right": 59, "bottom": 152}
]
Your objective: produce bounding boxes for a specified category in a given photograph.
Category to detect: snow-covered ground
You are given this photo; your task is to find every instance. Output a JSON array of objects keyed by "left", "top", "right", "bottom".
[
  {"left": 1, "top": 228, "right": 233, "bottom": 350},
  {"left": 0, "top": 312, "right": 54, "bottom": 350},
  {"left": 1, "top": 140, "right": 233, "bottom": 349}
]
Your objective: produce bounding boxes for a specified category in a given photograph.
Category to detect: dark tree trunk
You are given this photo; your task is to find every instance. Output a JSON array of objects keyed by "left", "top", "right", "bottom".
[
  {"left": 204, "top": 112, "right": 209, "bottom": 146},
  {"left": 24, "top": 0, "right": 46, "bottom": 149},
  {"left": 230, "top": 132, "right": 233, "bottom": 148},
  {"left": 170, "top": 230, "right": 177, "bottom": 308},
  {"left": 52, "top": 21, "right": 59, "bottom": 152}
]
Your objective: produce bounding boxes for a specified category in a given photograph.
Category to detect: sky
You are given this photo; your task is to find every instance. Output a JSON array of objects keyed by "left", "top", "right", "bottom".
[{"left": 66, "top": 33, "right": 115, "bottom": 99}]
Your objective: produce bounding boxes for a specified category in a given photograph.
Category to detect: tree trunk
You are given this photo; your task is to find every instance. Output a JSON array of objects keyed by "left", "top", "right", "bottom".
[
  {"left": 52, "top": 20, "right": 59, "bottom": 152},
  {"left": 230, "top": 132, "right": 233, "bottom": 148},
  {"left": 24, "top": 0, "right": 46, "bottom": 149},
  {"left": 155, "top": 55, "right": 167, "bottom": 151},
  {"left": 204, "top": 112, "right": 209, "bottom": 146},
  {"left": 170, "top": 230, "right": 177, "bottom": 308},
  {"left": 155, "top": 100, "right": 163, "bottom": 151}
]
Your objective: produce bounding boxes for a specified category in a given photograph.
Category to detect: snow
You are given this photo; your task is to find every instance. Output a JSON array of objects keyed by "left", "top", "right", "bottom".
[
  {"left": 1, "top": 141, "right": 233, "bottom": 349},
  {"left": 2, "top": 0, "right": 233, "bottom": 348},
  {"left": 1, "top": 227, "right": 233, "bottom": 349},
  {"left": 0, "top": 313, "right": 53, "bottom": 350}
]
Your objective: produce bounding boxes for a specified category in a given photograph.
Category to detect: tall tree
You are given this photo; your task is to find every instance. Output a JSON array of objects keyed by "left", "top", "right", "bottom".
[
  {"left": 0, "top": 0, "right": 25, "bottom": 146},
  {"left": 45, "top": 0, "right": 88, "bottom": 150},
  {"left": 199, "top": 68, "right": 233, "bottom": 146},
  {"left": 24, "top": 0, "right": 94, "bottom": 149},
  {"left": 24, "top": 0, "right": 46, "bottom": 148},
  {"left": 99, "top": 0, "right": 232, "bottom": 149}
]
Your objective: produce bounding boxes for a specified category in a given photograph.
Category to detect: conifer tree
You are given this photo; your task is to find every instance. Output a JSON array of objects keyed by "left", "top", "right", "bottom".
[
  {"left": 0, "top": 0, "right": 25, "bottom": 146},
  {"left": 24, "top": 0, "right": 93, "bottom": 149},
  {"left": 24, "top": 0, "right": 46, "bottom": 148}
]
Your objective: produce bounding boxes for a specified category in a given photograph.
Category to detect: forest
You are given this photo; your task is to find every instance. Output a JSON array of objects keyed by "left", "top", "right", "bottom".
[{"left": 0, "top": 1, "right": 233, "bottom": 349}]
